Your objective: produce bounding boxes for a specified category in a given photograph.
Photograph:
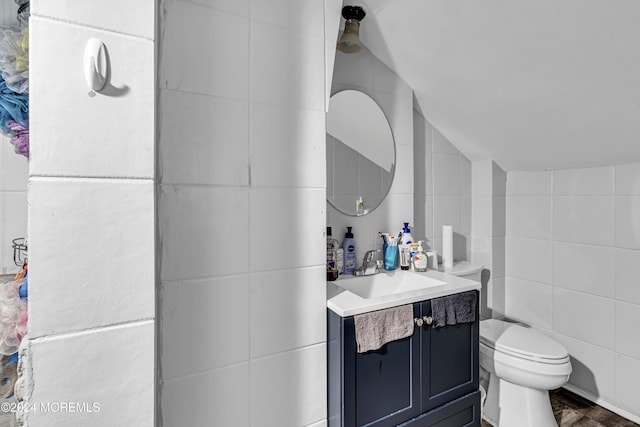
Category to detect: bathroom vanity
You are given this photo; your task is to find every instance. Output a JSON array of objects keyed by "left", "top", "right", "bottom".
[{"left": 327, "top": 271, "right": 482, "bottom": 427}]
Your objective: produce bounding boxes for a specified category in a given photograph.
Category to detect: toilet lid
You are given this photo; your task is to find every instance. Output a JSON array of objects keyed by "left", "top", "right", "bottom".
[{"left": 480, "top": 319, "right": 569, "bottom": 363}]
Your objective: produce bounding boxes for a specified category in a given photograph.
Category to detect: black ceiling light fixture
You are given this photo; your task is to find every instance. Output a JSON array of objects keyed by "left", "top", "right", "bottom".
[{"left": 337, "top": 6, "right": 366, "bottom": 54}]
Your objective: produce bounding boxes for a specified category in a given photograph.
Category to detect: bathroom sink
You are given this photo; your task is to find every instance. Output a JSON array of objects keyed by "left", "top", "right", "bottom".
[
  {"left": 327, "top": 269, "right": 482, "bottom": 317},
  {"left": 334, "top": 271, "right": 446, "bottom": 299}
]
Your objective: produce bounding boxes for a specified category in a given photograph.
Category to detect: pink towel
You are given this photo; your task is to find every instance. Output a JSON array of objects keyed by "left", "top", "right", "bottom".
[{"left": 354, "top": 304, "right": 414, "bottom": 353}]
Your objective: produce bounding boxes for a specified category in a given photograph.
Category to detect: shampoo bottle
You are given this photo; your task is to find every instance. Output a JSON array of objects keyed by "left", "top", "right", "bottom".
[{"left": 343, "top": 227, "right": 357, "bottom": 275}]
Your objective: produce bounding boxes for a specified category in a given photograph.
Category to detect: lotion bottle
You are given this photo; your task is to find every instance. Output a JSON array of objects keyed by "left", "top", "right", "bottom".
[
  {"left": 413, "top": 241, "right": 428, "bottom": 272},
  {"left": 343, "top": 227, "right": 357, "bottom": 275}
]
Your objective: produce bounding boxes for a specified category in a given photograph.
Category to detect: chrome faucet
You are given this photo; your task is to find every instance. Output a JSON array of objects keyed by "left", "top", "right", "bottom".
[{"left": 355, "top": 249, "right": 383, "bottom": 276}]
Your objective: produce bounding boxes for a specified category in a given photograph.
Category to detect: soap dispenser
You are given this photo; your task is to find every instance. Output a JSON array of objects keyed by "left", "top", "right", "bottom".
[
  {"left": 343, "top": 227, "right": 357, "bottom": 275},
  {"left": 413, "top": 241, "right": 428, "bottom": 272}
]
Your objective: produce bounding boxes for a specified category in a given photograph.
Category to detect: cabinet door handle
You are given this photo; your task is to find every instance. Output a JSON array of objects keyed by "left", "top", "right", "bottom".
[
  {"left": 423, "top": 316, "right": 433, "bottom": 325},
  {"left": 414, "top": 317, "right": 423, "bottom": 327}
]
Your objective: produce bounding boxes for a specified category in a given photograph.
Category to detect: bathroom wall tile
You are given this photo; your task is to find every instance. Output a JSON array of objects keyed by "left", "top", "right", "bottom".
[
  {"left": 614, "top": 353, "right": 640, "bottom": 415},
  {"left": 471, "top": 236, "right": 492, "bottom": 271},
  {"left": 251, "top": 103, "right": 325, "bottom": 188},
  {"left": 615, "top": 196, "right": 640, "bottom": 249},
  {"left": 373, "top": 55, "right": 413, "bottom": 98},
  {"left": 250, "top": 0, "right": 323, "bottom": 37},
  {"left": 1, "top": 192, "right": 26, "bottom": 276},
  {"left": 32, "top": 0, "right": 155, "bottom": 39},
  {"left": 375, "top": 91, "right": 413, "bottom": 148},
  {"left": 504, "top": 278, "right": 552, "bottom": 329},
  {"left": 553, "top": 196, "right": 615, "bottom": 246},
  {"left": 433, "top": 153, "right": 461, "bottom": 195},
  {"left": 491, "top": 237, "right": 505, "bottom": 278},
  {"left": 506, "top": 170, "right": 552, "bottom": 196},
  {"left": 250, "top": 188, "right": 325, "bottom": 272},
  {"left": 461, "top": 155, "right": 472, "bottom": 196},
  {"left": 332, "top": 139, "right": 358, "bottom": 168},
  {"left": 461, "top": 196, "right": 472, "bottom": 236},
  {"left": 492, "top": 196, "right": 506, "bottom": 237},
  {"left": 413, "top": 195, "right": 434, "bottom": 242},
  {"left": 553, "top": 166, "right": 614, "bottom": 195},
  {"left": 489, "top": 276, "right": 506, "bottom": 318},
  {"left": 471, "top": 196, "right": 492, "bottom": 238},
  {"left": 30, "top": 321, "right": 155, "bottom": 427},
  {"left": 433, "top": 196, "right": 461, "bottom": 238},
  {"left": 471, "top": 161, "right": 493, "bottom": 197},
  {"left": 331, "top": 50, "right": 374, "bottom": 92},
  {"left": 161, "top": 276, "right": 249, "bottom": 379},
  {"left": 161, "top": 1, "right": 248, "bottom": 99},
  {"left": 0, "top": 142, "right": 27, "bottom": 191},
  {"left": 250, "top": 266, "right": 326, "bottom": 358},
  {"left": 163, "top": 363, "right": 249, "bottom": 427},
  {"left": 250, "top": 344, "right": 326, "bottom": 427},
  {"left": 324, "top": 0, "right": 342, "bottom": 110},
  {"left": 552, "top": 242, "right": 615, "bottom": 298},
  {"left": 186, "top": 0, "right": 249, "bottom": 15},
  {"left": 553, "top": 287, "right": 614, "bottom": 349},
  {"left": 492, "top": 161, "right": 506, "bottom": 197},
  {"left": 615, "top": 249, "right": 640, "bottom": 305},
  {"left": 251, "top": 21, "right": 324, "bottom": 111},
  {"left": 413, "top": 112, "right": 432, "bottom": 196},
  {"left": 506, "top": 196, "right": 552, "bottom": 239},
  {"left": 553, "top": 332, "right": 615, "bottom": 401},
  {"left": 505, "top": 237, "right": 552, "bottom": 284},
  {"left": 615, "top": 301, "right": 640, "bottom": 359},
  {"left": 30, "top": 17, "right": 154, "bottom": 179},
  {"left": 432, "top": 127, "right": 459, "bottom": 154},
  {"left": 390, "top": 144, "right": 414, "bottom": 195},
  {"left": 159, "top": 185, "right": 249, "bottom": 281},
  {"left": 29, "top": 179, "right": 154, "bottom": 337},
  {"left": 159, "top": 89, "right": 249, "bottom": 186},
  {"left": 615, "top": 162, "right": 640, "bottom": 195}
]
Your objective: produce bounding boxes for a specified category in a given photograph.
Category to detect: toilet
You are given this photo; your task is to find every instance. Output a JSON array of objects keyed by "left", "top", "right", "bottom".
[
  {"left": 480, "top": 319, "right": 572, "bottom": 427},
  {"left": 448, "top": 262, "right": 572, "bottom": 427}
]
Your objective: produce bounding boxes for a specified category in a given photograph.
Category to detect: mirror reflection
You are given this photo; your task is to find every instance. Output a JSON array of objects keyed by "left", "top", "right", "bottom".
[{"left": 326, "top": 90, "right": 395, "bottom": 216}]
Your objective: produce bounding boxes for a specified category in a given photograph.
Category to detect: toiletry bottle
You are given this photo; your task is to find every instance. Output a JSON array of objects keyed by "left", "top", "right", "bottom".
[
  {"left": 413, "top": 241, "right": 428, "bottom": 272},
  {"left": 399, "top": 222, "right": 415, "bottom": 267},
  {"left": 343, "top": 227, "right": 357, "bottom": 275}
]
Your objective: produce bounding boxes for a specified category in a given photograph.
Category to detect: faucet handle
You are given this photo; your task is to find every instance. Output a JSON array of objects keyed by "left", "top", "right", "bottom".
[{"left": 363, "top": 249, "right": 381, "bottom": 263}]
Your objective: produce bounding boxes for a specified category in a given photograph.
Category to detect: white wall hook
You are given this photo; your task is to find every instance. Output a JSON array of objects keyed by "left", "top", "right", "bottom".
[{"left": 84, "top": 38, "right": 108, "bottom": 92}]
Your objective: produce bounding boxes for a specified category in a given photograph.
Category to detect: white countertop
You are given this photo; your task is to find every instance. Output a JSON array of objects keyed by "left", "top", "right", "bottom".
[{"left": 327, "top": 268, "right": 482, "bottom": 317}]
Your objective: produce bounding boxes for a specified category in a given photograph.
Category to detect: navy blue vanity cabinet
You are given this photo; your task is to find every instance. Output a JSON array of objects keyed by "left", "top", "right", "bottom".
[{"left": 328, "top": 291, "right": 480, "bottom": 427}]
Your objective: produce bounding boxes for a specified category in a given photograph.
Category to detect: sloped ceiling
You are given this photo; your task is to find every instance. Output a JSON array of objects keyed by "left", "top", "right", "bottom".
[{"left": 350, "top": 0, "right": 640, "bottom": 171}]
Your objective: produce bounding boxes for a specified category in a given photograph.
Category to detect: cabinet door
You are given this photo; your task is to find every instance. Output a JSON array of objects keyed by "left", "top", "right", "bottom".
[
  {"left": 341, "top": 304, "right": 422, "bottom": 427},
  {"left": 419, "top": 294, "right": 479, "bottom": 413}
]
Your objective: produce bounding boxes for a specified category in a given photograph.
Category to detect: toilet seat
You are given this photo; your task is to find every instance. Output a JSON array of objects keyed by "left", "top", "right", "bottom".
[{"left": 480, "top": 319, "right": 569, "bottom": 364}]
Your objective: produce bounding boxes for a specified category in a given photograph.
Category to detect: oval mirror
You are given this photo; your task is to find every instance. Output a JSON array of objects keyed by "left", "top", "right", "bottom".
[{"left": 326, "top": 90, "right": 395, "bottom": 216}]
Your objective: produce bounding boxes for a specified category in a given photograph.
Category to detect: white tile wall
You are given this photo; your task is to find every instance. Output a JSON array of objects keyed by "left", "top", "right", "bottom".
[
  {"left": 162, "top": 363, "right": 250, "bottom": 427},
  {"left": 161, "top": 275, "right": 250, "bottom": 380},
  {"left": 552, "top": 242, "right": 615, "bottom": 298},
  {"left": 29, "top": 17, "right": 155, "bottom": 179},
  {"left": 505, "top": 237, "right": 552, "bottom": 284},
  {"left": 249, "top": 267, "right": 326, "bottom": 358},
  {"left": 249, "top": 344, "right": 326, "bottom": 427},
  {"left": 159, "top": 2, "right": 328, "bottom": 426},
  {"left": 506, "top": 196, "right": 552, "bottom": 239},
  {"left": 28, "top": 178, "right": 155, "bottom": 337},
  {"left": 553, "top": 195, "right": 615, "bottom": 246},
  {"left": 29, "top": 321, "right": 155, "bottom": 427},
  {"left": 553, "top": 332, "right": 615, "bottom": 400},
  {"left": 614, "top": 354, "right": 640, "bottom": 415},
  {"left": 28, "top": 4, "right": 157, "bottom": 425},
  {"left": 505, "top": 277, "right": 552, "bottom": 329},
  {"left": 506, "top": 165, "right": 640, "bottom": 420}
]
